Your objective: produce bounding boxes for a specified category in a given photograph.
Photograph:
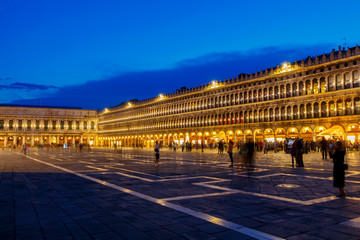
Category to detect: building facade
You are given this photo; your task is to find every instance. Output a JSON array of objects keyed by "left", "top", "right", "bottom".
[
  {"left": 1, "top": 45, "right": 360, "bottom": 148},
  {"left": 0, "top": 105, "right": 98, "bottom": 147},
  {"left": 98, "top": 45, "right": 360, "bottom": 147}
]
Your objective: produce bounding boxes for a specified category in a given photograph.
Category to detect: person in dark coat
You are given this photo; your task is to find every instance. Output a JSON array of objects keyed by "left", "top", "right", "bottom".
[
  {"left": 320, "top": 137, "right": 328, "bottom": 159},
  {"left": 333, "top": 141, "right": 346, "bottom": 197}
]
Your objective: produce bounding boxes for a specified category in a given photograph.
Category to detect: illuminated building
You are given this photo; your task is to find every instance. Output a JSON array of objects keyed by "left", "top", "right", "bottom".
[
  {"left": 1, "top": 46, "right": 360, "bottom": 148},
  {"left": 98, "top": 45, "right": 360, "bottom": 147},
  {"left": 0, "top": 105, "right": 98, "bottom": 147}
]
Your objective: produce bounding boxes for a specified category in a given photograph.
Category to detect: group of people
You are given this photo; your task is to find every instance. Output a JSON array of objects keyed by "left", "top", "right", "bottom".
[{"left": 153, "top": 137, "right": 349, "bottom": 198}]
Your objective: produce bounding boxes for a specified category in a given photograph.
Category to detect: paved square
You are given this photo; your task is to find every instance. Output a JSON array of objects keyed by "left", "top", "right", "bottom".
[{"left": 1, "top": 147, "right": 360, "bottom": 239}]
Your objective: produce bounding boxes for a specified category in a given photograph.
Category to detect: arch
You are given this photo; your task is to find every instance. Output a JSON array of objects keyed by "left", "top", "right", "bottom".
[
  {"left": 336, "top": 99, "right": 344, "bottom": 116},
  {"left": 254, "top": 129, "right": 263, "bottom": 142},
  {"left": 355, "top": 97, "right": 360, "bottom": 114},
  {"left": 264, "top": 128, "right": 275, "bottom": 142},
  {"left": 275, "top": 128, "right": 286, "bottom": 142},
  {"left": 287, "top": 127, "right": 299, "bottom": 138},
  {"left": 346, "top": 123, "right": 360, "bottom": 144},
  {"left": 353, "top": 70, "right": 359, "bottom": 88},
  {"left": 300, "top": 126, "right": 313, "bottom": 141},
  {"left": 328, "top": 75, "right": 335, "bottom": 91}
]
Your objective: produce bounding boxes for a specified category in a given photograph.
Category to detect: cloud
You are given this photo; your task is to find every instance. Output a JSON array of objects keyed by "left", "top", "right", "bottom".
[
  {"left": 0, "top": 82, "right": 58, "bottom": 91},
  {"left": 9, "top": 43, "right": 333, "bottom": 109}
]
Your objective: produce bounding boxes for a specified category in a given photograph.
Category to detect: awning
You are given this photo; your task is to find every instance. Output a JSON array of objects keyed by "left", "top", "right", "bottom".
[{"left": 317, "top": 126, "right": 345, "bottom": 136}]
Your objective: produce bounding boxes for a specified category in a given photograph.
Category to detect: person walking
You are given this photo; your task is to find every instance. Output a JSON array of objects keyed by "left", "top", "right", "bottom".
[
  {"left": 154, "top": 141, "right": 160, "bottom": 166},
  {"left": 22, "top": 143, "right": 27, "bottom": 155},
  {"left": 333, "top": 141, "right": 346, "bottom": 197},
  {"left": 320, "top": 137, "right": 328, "bottom": 159},
  {"left": 228, "top": 140, "right": 234, "bottom": 167}
]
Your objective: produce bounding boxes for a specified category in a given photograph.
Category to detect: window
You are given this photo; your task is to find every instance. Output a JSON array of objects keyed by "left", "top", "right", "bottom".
[
  {"left": 328, "top": 76, "right": 335, "bottom": 91},
  {"left": 36, "top": 120, "right": 40, "bottom": 130},
  {"left": 52, "top": 121, "right": 56, "bottom": 130},
  {"left": 44, "top": 120, "right": 48, "bottom": 130},
  {"left": 76, "top": 121, "right": 80, "bottom": 130},
  {"left": 83, "top": 121, "right": 87, "bottom": 130},
  {"left": 336, "top": 75, "right": 343, "bottom": 90},
  {"left": 18, "top": 120, "right": 22, "bottom": 129},
  {"left": 353, "top": 71, "right": 359, "bottom": 88},
  {"left": 0, "top": 120, "right": 3, "bottom": 130},
  {"left": 68, "top": 121, "right": 72, "bottom": 130},
  {"left": 27, "top": 120, "right": 31, "bottom": 129},
  {"left": 60, "top": 121, "right": 64, "bottom": 130},
  {"left": 91, "top": 121, "right": 95, "bottom": 130},
  {"left": 9, "top": 120, "right": 13, "bottom": 130},
  {"left": 344, "top": 73, "right": 351, "bottom": 89}
]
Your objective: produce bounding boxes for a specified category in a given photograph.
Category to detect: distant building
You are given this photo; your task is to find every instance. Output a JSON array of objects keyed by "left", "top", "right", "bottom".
[{"left": 0, "top": 105, "right": 97, "bottom": 147}]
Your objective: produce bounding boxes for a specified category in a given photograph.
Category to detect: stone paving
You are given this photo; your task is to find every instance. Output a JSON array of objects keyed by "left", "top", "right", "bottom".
[{"left": 1, "top": 147, "right": 360, "bottom": 239}]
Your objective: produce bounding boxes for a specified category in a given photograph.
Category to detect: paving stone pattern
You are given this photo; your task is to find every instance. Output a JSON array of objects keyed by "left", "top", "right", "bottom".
[{"left": 1, "top": 147, "right": 360, "bottom": 239}]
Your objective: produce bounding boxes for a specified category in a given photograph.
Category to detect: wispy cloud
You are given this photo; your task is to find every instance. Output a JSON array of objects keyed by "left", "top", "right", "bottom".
[
  {"left": 0, "top": 82, "right": 58, "bottom": 91},
  {"left": 9, "top": 44, "right": 333, "bottom": 109}
]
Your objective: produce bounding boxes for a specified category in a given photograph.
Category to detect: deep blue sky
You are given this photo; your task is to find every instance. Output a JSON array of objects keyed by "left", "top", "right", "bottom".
[{"left": 1, "top": 0, "right": 360, "bottom": 109}]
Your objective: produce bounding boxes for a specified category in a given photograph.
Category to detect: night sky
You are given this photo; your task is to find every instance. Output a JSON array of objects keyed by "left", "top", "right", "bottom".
[{"left": 1, "top": 0, "right": 360, "bottom": 110}]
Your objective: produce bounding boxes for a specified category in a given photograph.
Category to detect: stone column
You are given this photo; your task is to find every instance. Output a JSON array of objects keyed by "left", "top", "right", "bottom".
[
  {"left": 80, "top": 136, "right": 83, "bottom": 144},
  {"left": 4, "top": 137, "right": 7, "bottom": 147}
]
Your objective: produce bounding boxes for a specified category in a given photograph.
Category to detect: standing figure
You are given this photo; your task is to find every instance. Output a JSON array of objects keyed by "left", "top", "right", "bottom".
[
  {"left": 320, "top": 137, "right": 328, "bottom": 159},
  {"left": 228, "top": 140, "right": 234, "bottom": 167},
  {"left": 22, "top": 143, "right": 27, "bottom": 155},
  {"left": 154, "top": 141, "right": 160, "bottom": 166},
  {"left": 333, "top": 141, "right": 346, "bottom": 197}
]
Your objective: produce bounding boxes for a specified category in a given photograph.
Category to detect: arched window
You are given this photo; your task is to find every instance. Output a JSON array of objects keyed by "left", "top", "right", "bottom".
[
  {"left": 314, "top": 102, "right": 319, "bottom": 118},
  {"left": 263, "top": 88, "right": 268, "bottom": 101},
  {"left": 353, "top": 71, "right": 359, "bottom": 88},
  {"left": 300, "top": 104, "right": 305, "bottom": 119},
  {"left": 258, "top": 89, "right": 263, "bottom": 102},
  {"left": 293, "top": 105, "right": 298, "bottom": 120},
  {"left": 345, "top": 99, "right": 352, "bottom": 115},
  {"left": 321, "top": 102, "right": 327, "bottom": 117},
  {"left": 313, "top": 79, "right": 319, "bottom": 94},
  {"left": 344, "top": 72, "right": 351, "bottom": 89},
  {"left": 248, "top": 91, "right": 253, "bottom": 103},
  {"left": 328, "top": 76, "right": 335, "bottom": 91},
  {"left": 253, "top": 90, "right": 257, "bottom": 103},
  {"left": 355, "top": 98, "right": 360, "bottom": 114},
  {"left": 91, "top": 121, "right": 95, "bottom": 130},
  {"left": 269, "top": 87, "right": 274, "bottom": 100},
  {"left": 286, "top": 84, "right": 291, "bottom": 97},
  {"left": 320, "top": 77, "right": 326, "bottom": 93},
  {"left": 269, "top": 108, "right": 274, "bottom": 121},
  {"left": 286, "top": 106, "right": 292, "bottom": 120},
  {"left": 299, "top": 81, "right": 305, "bottom": 96},
  {"left": 274, "top": 86, "right": 279, "bottom": 99},
  {"left": 244, "top": 111, "right": 248, "bottom": 123},
  {"left": 292, "top": 82, "right": 298, "bottom": 96},
  {"left": 83, "top": 121, "right": 87, "bottom": 130},
  {"left": 337, "top": 100, "right": 344, "bottom": 116},
  {"left": 306, "top": 103, "right": 312, "bottom": 118},
  {"left": 280, "top": 85, "right": 285, "bottom": 98},
  {"left": 244, "top": 92, "right": 248, "bottom": 104},
  {"left": 258, "top": 110, "right": 263, "bottom": 122},
  {"left": 336, "top": 74, "right": 343, "bottom": 90},
  {"left": 329, "top": 101, "right": 336, "bottom": 117},
  {"left": 275, "top": 107, "right": 280, "bottom": 121},
  {"left": 281, "top": 107, "right": 285, "bottom": 120},
  {"left": 249, "top": 111, "right": 253, "bottom": 123},
  {"left": 254, "top": 110, "right": 258, "bottom": 122},
  {"left": 264, "top": 109, "right": 269, "bottom": 122}
]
